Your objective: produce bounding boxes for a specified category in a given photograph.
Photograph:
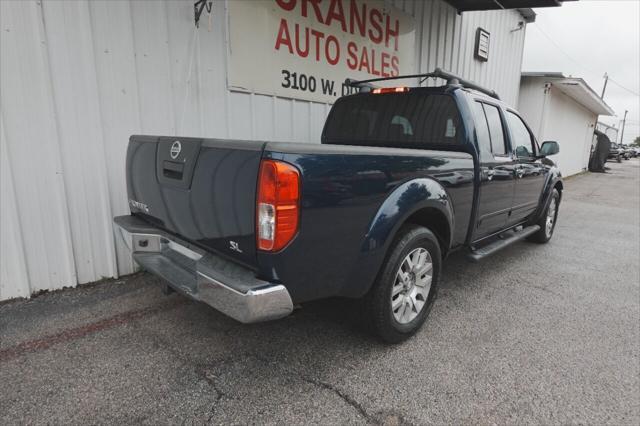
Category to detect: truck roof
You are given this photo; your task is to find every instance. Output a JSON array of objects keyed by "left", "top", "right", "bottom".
[{"left": 337, "top": 84, "right": 511, "bottom": 112}]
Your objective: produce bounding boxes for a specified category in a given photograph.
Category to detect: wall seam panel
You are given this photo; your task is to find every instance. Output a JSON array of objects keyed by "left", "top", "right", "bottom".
[
  {"left": 0, "top": 111, "right": 31, "bottom": 298},
  {"left": 36, "top": 0, "right": 78, "bottom": 288},
  {"left": 129, "top": 0, "right": 146, "bottom": 135},
  {"left": 87, "top": 1, "right": 120, "bottom": 280}
]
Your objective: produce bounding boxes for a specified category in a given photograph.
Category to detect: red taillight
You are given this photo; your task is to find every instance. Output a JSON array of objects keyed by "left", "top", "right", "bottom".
[
  {"left": 257, "top": 159, "right": 300, "bottom": 251},
  {"left": 372, "top": 87, "right": 409, "bottom": 94}
]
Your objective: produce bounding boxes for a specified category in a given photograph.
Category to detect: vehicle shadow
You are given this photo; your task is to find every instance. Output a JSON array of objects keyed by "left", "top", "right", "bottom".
[
  {"left": 131, "top": 244, "right": 537, "bottom": 422},
  {"left": 144, "top": 238, "right": 538, "bottom": 367}
]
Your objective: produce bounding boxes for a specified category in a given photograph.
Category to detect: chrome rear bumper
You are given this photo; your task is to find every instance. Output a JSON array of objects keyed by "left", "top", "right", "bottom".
[{"left": 113, "top": 216, "right": 293, "bottom": 323}]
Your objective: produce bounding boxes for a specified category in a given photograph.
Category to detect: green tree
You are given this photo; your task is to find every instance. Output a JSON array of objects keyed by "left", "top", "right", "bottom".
[{"left": 632, "top": 136, "right": 640, "bottom": 147}]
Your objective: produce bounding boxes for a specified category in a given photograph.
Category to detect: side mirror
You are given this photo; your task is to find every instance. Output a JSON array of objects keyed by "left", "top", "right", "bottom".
[{"left": 540, "top": 141, "right": 559, "bottom": 157}]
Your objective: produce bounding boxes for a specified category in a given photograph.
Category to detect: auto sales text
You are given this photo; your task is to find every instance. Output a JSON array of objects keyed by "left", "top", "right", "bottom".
[{"left": 274, "top": 0, "right": 402, "bottom": 77}]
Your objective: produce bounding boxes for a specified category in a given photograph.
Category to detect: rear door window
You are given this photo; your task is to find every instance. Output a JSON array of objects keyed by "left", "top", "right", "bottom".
[
  {"left": 323, "top": 93, "right": 463, "bottom": 149},
  {"left": 471, "top": 101, "right": 492, "bottom": 158},
  {"left": 483, "top": 104, "right": 507, "bottom": 156},
  {"left": 472, "top": 101, "right": 508, "bottom": 158}
]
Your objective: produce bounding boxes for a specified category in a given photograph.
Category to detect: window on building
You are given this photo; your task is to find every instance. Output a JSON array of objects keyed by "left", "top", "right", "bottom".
[{"left": 506, "top": 111, "right": 536, "bottom": 158}]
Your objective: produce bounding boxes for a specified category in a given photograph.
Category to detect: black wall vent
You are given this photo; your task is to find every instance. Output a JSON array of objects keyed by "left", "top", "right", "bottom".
[{"left": 474, "top": 28, "right": 490, "bottom": 62}]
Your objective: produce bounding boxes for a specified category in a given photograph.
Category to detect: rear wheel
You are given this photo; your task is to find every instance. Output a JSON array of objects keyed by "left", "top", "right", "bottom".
[
  {"left": 528, "top": 188, "right": 560, "bottom": 243},
  {"left": 364, "top": 225, "right": 441, "bottom": 343}
]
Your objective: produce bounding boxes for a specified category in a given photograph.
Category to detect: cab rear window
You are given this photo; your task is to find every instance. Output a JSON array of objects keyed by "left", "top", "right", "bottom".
[{"left": 322, "top": 93, "right": 463, "bottom": 149}]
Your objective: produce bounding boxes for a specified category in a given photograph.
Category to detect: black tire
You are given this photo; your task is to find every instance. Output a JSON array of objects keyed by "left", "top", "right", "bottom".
[
  {"left": 528, "top": 188, "right": 560, "bottom": 244},
  {"left": 364, "top": 224, "right": 441, "bottom": 343}
]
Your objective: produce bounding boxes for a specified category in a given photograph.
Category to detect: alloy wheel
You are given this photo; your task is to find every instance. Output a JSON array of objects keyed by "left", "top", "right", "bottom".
[
  {"left": 546, "top": 197, "right": 557, "bottom": 237},
  {"left": 391, "top": 247, "right": 433, "bottom": 324}
]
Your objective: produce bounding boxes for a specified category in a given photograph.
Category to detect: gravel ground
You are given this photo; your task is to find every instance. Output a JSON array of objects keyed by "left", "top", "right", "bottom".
[{"left": 1, "top": 160, "right": 639, "bottom": 425}]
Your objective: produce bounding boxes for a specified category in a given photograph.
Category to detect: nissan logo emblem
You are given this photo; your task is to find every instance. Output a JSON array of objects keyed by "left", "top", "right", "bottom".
[{"left": 170, "top": 141, "right": 181, "bottom": 160}]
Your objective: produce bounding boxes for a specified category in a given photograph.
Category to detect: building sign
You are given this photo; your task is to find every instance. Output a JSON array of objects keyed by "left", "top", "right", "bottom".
[{"left": 228, "top": 0, "right": 416, "bottom": 103}]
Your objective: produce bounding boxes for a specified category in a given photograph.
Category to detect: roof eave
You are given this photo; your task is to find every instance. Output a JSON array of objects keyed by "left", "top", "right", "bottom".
[
  {"left": 561, "top": 79, "right": 615, "bottom": 116},
  {"left": 522, "top": 72, "right": 566, "bottom": 79},
  {"left": 522, "top": 73, "right": 615, "bottom": 116}
]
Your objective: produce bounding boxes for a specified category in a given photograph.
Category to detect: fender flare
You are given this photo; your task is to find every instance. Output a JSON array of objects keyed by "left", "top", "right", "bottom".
[
  {"left": 532, "top": 169, "right": 563, "bottom": 223},
  {"left": 336, "top": 178, "right": 455, "bottom": 299},
  {"left": 361, "top": 177, "right": 455, "bottom": 255}
]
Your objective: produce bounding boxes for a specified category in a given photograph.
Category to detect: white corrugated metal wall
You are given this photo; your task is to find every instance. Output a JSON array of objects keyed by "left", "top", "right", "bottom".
[
  {"left": 518, "top": 78, "right": 598, "bottom": 177},
  {"left": 0, "top": 0, "right": 527, "bottom": 300}
]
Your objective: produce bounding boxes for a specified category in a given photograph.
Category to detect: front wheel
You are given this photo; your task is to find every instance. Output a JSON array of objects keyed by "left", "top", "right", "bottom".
[
  {"left": 364, "top": 225, "right": 441, "bottom": 343},
  {"left": 528, "top": 188, "right": 560, "bottom": 244}
]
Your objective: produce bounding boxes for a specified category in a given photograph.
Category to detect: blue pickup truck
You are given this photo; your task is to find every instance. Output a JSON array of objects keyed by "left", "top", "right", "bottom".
[{"left": 114, "top": 69, "right": 562, "bottom": 343}]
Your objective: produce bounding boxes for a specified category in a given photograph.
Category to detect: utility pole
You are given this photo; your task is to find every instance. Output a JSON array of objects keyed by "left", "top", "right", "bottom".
[
  {"left": 619, "top": 110, "right": 628, "bottom": 144},
  {"left": 601, "top": 72, "right": 609, "bottom": 99}
]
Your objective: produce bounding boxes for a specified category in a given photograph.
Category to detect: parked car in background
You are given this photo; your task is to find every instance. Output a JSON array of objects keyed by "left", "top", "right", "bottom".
[
  {"left": 623, "top": 145, "right": 638, "bottom": 158},
  {"left": 114, "top": 69, "right": 563, "bottom": 343},
  {"left": 608, "top": 143, "right": 623, "bottom": 163}
]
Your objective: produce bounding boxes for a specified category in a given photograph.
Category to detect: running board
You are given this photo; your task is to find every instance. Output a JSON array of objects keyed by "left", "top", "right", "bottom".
[{"left": 467, "top": 225, "right": 540, "bottom": 262}]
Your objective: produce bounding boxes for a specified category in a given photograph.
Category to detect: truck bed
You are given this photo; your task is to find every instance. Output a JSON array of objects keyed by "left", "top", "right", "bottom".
[{"left": 126, "top": 135, "right": 474, "bottom": 303}]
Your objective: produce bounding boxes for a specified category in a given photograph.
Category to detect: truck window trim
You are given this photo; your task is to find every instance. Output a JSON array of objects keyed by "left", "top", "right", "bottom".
[
  {"left": 473, "top": 99, "right": 511, "bottom": 159},
  {"left": 505, "top": 109, "right": 539, "bottom": 159}
]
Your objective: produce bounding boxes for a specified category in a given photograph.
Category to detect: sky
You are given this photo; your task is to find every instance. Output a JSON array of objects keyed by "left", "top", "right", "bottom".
[{"left": 523, "top": 0, "right": 640, "bottom": 144}]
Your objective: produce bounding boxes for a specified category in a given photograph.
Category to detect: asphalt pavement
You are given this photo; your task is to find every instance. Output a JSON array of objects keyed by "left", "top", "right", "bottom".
[{"left": 1, "top": 159, "right": 639, "bottom": 425}]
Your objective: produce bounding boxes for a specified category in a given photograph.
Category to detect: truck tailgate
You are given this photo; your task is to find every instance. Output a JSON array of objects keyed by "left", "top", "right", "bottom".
[{"left": 126, "top": 136, "right": 264, "bottom": 267}]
